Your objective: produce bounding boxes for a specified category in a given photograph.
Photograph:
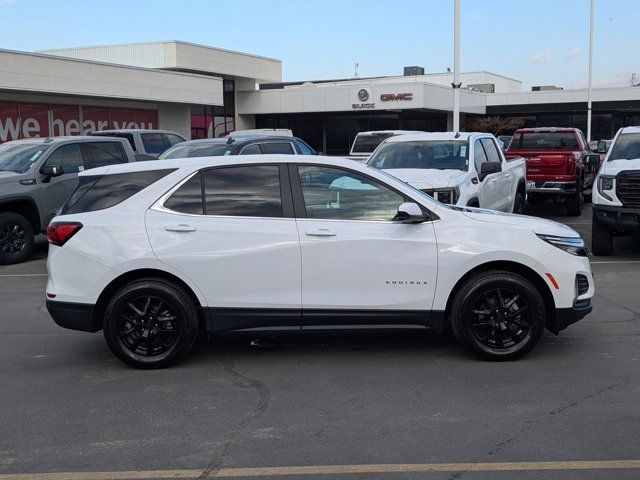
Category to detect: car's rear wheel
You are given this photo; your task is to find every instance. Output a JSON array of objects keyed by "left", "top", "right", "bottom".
[
  {"left": 103, "top": 278, "right": 199, "bottom": 369},
  {"left": 451, "top": 271, "right": 546, "bottom": 360},
  {"left": 591, "top": 214, "right": 613, "bottom": 256},
  {"left": 566, "top": 180, "right": 583, "bottom": 216},
  {"left": 512, "top": 191, "right": 525, "bottom": 214},
  {"left": 0, "top": 212, "right": 34, "bottom": 265}
]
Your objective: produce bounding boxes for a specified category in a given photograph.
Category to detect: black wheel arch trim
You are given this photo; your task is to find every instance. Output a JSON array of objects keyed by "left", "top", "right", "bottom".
[{"left": 0, "top": 196, "right": 41, "bottom": 232}]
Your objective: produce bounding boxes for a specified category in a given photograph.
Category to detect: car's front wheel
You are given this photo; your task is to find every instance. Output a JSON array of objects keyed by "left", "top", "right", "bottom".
[
  {"left": 103, "top": 278, "right": 199, "bottom": 369},
  {"left": 451, "top": 270, "right": 546, "bottom": 360},
  {"left": 0, "top": 212, "right": 34, "bottom": 265}
]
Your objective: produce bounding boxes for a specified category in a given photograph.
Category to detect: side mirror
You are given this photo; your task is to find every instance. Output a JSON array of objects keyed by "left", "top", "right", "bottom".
[
  {"left": 597, "top": 140, "right": 608, "bottom": 154},
  {"left": 395, "top": 202, "right": 428, "bottom": 223},
  {"left": 40, "top": 165, "right": 64, "bottom": 183},
  {"left": 479, "top": 161, "right": 501, "bottom": 181},
  {"left": 583, "top": 153, "right": 600, "bottom": 166}
]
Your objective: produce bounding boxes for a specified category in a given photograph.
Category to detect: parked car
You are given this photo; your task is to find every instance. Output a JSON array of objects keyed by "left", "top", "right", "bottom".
[
  {"left": 158, "top": 136, "right": 317, "bottom": 159},
  {"left": 0, "top": 136, "right": 136, "bottom": 264},
  {"left": 367, "top": 132, "right": 527, "bottom": 213},
  {"left": 229, "top": 128, "right": 293, "bottom": 137},
  {"left": 90, "top": 129, "right": 185, "bottom": 158},
  {"left": 505, "top": 127, "right": 600, "bottom": 216},
  {"left": 45, "top": 155, "right": 593, "bottom": 368},
  {"left": 347, "top": 130, "right": 423, "bottom": 162},
  {"left": 591, "top": 127, "right": 640, "bottom": 255}
]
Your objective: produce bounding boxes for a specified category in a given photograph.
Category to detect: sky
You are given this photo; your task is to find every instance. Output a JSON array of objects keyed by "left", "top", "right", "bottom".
[{"left": 0, "top": 0, "right": 638, "bottom": 89}]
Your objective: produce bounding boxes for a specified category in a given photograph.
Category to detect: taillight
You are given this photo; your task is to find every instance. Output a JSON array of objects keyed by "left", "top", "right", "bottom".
[{"left": 46, "top": 222, "right": 83, "bottom": 246}]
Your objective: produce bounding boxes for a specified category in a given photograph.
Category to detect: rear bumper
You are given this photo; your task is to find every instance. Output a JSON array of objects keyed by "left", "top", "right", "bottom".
[
  {"left": 547, "top": 301, "right": 592, "bottom": 334},
  {"left": 527, "top": 180, "right": 577, "bottom": 195},
  {"left": 593, "top": 204, "right": 640, "bottom": 230},
  {"left": 46, "top": 300, "right": 100, "bottom": 333}
]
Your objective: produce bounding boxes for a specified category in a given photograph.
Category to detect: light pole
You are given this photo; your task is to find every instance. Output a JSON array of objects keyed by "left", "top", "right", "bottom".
[
  {"left": 452, "top": 0, "right": 461, "bottom": 132},
  {"left": 587, "top": 0, "right": 594, "bottom": 141}
]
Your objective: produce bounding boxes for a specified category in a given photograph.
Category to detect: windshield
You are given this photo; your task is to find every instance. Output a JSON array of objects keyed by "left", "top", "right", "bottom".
[
  {"left": 351, "top": 134, "right": 393, "bottom": 154},
  {"left": 159, "top": 143, "right": 232, "bottom": 159},
  {"left": 510, "top": 131, "right": 579, "bottom": 150},
  {"left": 367, "top": 140, "right": 469, "bottom": 170},
  {"left": 0, "top": 143, "right": 49, "bottom": 173},
  {"left": 608, "top": 133, "right": 640, "bottom": 161}
]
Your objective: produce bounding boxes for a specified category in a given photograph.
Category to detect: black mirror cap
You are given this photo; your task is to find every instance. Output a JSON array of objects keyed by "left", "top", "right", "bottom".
[
  {"left": 584, "top": 153, "right": 600, "bottom": 166},
  {"left": 479, "top": 161, "right": 501, "bottom": 180},
  {"left": 597, "top": 140, "right": 608, "bottom": 154},
  {"left": 40, "top": 165, "right": 64, "bottom": 182}
]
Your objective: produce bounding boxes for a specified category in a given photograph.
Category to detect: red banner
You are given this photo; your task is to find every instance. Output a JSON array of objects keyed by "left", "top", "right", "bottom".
[{"left": 0, "top": 101, "right": 159, "bottom": 143}]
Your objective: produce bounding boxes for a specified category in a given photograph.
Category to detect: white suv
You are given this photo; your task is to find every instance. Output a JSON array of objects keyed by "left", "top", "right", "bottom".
[{"left": 46, "top": 155, "right": 594, "bottom": 368}]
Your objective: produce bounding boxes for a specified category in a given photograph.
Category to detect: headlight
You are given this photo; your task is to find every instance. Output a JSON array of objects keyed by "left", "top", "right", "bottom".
[
  {"left": 597, "top": 175, "right": 615, "bottom": 201},
  {"left": 422, "top": 187, "right": 460, "bottom": 205},
  {"left": 536, "top": 234, "right": 588, "bottom": 257}
]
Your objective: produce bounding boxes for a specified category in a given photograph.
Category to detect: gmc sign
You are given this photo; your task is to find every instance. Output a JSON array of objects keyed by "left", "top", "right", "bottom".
[{"left": 380, "top": 93, "right": 413, "bottom": 101}]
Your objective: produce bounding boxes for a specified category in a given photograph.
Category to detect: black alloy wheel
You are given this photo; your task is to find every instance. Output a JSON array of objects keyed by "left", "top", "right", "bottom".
[
  {"left": 103, "top": 279, "right": 199, "bottom": 368},
  {"left": 451, "top": 270, "right": 546, "bottom": 360},
  {"left": 0, "top": 212, "right": 34, "bottom": 265}
]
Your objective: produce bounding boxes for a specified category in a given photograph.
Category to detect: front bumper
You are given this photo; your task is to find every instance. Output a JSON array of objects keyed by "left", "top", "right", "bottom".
[
  {"left": 593, "top": 204, "right": 640, "bottom": 230},
  {"left": 547, "top": 300, "right": 592, "bottom": 334},
  {"left": 527, "top": 180, "right": 577, "bottom": 195},
  {"left": 46, "top": 300, "right": 99, "bottom": 332}
]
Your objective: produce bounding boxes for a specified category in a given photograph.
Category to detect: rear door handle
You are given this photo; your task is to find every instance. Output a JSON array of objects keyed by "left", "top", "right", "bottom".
[
  {"left": 306, "top": 228, "right": 337, "bottom": 237},
  {"left": 165, "top": 224, "right": 197, "bottom": 232}
]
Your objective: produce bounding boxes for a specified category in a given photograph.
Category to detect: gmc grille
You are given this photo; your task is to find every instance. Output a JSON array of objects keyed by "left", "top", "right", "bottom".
[{"left": 616, "top": 171, "right": 640, "bottom": 207}]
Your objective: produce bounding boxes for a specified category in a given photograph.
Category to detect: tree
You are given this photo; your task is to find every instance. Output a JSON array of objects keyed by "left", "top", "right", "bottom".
[{"left": 466, "top": 116, "right": 525, "bottom": 136}]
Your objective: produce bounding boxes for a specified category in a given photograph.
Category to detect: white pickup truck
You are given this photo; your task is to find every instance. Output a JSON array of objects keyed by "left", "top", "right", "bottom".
[
  {"left": 347, "top": 130, "right": 423, "bottom": 162},
  {"left": 591, "top": 126, "right": 640, "bottom": 255},
  {"left": 367, "top": 132, "right": 527, "bottom": 212}
]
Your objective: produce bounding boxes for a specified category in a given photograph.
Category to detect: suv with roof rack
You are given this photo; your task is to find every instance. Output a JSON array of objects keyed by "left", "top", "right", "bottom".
[
  {"left": 0, "top": 136, "right": 135, "bottom": 264},
  {"left": 158, "top": 135, "right": 317, "bottom": 159}
]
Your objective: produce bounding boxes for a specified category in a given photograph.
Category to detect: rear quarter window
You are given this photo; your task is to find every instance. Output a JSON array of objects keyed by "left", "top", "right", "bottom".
[{"left": 61, "top": 169, "right": 176, "bottom": 214}]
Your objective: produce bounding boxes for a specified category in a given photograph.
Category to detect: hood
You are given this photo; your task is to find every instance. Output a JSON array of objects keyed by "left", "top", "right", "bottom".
[
  {"left": 384, "top": 168, "right": 467, "bottom": 189},
  {"left": 0, "top": 170, "right": 24, "bottom": 182},
  {"left": 599, "top": 158, "right": 640, "bottom": 176},
  {"left": 450, "top": 205, "right": 580, "bottom": 237}
]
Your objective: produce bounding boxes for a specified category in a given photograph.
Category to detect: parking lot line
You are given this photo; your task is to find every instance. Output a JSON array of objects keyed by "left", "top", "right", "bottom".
[
  {"left": 0, "top": 273, "right": 47, "bottom": 277},
  {"left": 3, "top": 460, "right": 640, "bottom": 479}
]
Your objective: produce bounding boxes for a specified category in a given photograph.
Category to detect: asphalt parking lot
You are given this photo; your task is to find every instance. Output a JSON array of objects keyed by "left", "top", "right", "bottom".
[{"left": 1, "top": 202, "right": 639, "bottom": 480}]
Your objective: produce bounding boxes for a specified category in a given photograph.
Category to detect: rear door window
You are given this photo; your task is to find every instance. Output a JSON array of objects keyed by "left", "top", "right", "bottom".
[
  {"left": 203, "top": 165, "right": 283, "bottom": 217},
  {"left": 141, "top": 133, "right": 167, "bottom": 154},
  {"left": 62, "top": 169, "right": 176, "bottom": 214},
  {"left": 164, "top": 134, "right": 185, "bottom": 147},
  {"left": 42, "top": 144, "right": 84, "bottom": 174},
  {"left": 294, "top": 139, "right": 316, "bottom": 155},
  {"left": 261, "top": 142, "right": 295, "bottom": 155},
  {"left": 82, "top": 142, "right": 128, "bottom": 169}
]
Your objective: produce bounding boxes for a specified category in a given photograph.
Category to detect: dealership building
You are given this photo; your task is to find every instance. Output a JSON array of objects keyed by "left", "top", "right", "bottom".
[{"left": 1, "top": 40, "right": 640, "bottom": 154}]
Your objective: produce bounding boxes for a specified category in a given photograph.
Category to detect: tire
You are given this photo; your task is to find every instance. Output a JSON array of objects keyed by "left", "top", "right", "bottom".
[
  {"left": 512, "top": 191, "right": 524, "bottom": 214},
  {"left": 591, "top": 214, "right": 613, "bottom": 256},
  {"left": 0, "top": 212, "right": 34, "bottom": 265},
  {"left": 103, "top": 278, "right": 199, "bottom": 369},
  {"left": 565, "top": 180, "right": 583, "bottom": 216},
  {"left": 450, "top": 270, "right": 546, "bottom": 361}
]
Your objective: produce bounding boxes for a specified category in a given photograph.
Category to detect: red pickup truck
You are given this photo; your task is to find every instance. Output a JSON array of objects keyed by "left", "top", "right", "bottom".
[{"left": 505, "top": 127, "right": 600, "bottom": 215}]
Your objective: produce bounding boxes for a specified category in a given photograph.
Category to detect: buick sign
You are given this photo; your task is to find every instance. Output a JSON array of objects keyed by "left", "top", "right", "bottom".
[{"left": 357, "top": 88, "right": 370, "bottom": 101}]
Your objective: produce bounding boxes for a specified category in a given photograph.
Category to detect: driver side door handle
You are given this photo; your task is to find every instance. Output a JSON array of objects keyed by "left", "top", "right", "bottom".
[
  {"left": 306, "top": 228, "right": 337, "bottom": 237},
  {"left": 165, "top": 224, "right": 197, "bottom": 232}
]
